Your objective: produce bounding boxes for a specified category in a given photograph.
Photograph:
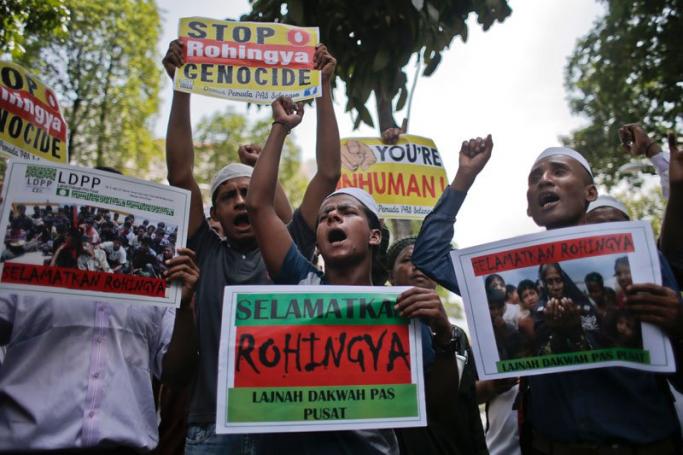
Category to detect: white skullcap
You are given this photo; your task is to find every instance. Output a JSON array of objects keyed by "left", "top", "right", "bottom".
[
  {"left": 533, "top": 147, "right": 593, "bottom": 178},
  {"left": 326, "top": 187, "right": 379, "bottom": 219},
  {"left": 587, "top": 195, "right": 628, "bottom": 216},
  {"left": 210, "top": 163, "right": 253, "bottom": 200}
]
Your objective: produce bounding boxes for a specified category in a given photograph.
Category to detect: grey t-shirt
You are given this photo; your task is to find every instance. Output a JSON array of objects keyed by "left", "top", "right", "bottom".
[{"left": 187, "top": 209, "right": 314, "bottom": 424}]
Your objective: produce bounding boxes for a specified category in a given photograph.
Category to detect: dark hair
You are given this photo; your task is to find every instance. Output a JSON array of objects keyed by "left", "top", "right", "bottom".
[
  {"left": 517, "top": 279, "right": 538, "bottom": 297},
  {"left": 484, "top": 274, "right": 505, "bottom": 292},
  {"left": 614, "top": 256, "right": 629, "bottom": 271},
  {"left": 584, "top": 271, "right": 604, "bottom": 287},
  {"left": 371, "top": 221, "right": 391, "bottom": 286},
  {"left": 505, "top": 284, "right": 517, "bottom": 299},
  {"left": 385, "top": 236, "right": 417, "bottom": 271},
  {"left": 94, "top": 166, "right": 122, "bottom": 175}
]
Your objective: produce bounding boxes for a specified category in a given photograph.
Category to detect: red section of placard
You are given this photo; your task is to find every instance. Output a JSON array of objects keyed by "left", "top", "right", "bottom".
[
  {"left": 0, "top": 87, "right": 67, "bottom": 141},
  {"left": 1, "top": 262, "right": 166, "bottom": 297},
  {"left": 233, "top": 324, "right": 412, "bottom": 387},
  {"left": 180, "top": 37, "right": 314, "bottom": 69},
  {"left": 471, "top": 233, "right": 635, "bottom": 276}
]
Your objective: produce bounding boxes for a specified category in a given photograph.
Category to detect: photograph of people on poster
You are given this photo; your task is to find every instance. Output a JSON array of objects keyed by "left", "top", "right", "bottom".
[{"left": 451, "top": 221, "right": 676, "bottom": 379}]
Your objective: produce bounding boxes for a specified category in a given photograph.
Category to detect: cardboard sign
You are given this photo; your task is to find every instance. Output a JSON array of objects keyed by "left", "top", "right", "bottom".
[
  {"left": 174, "top": 18, "right": 321, "bottom": 103},
  {"left": 0, "top": 61, "right": 68, "bottom": 163},
  {"left": 337, "top": 135, "right": 448, "bottom": 220},
  {"left": 216, "top": 286, "right": 427, "bottom": 433},
  {"left": 0, "top": 159, "right": 191, "bottom": 307},
  {"left": 451, "top": 221, "right": 675, "bottom": 379}
]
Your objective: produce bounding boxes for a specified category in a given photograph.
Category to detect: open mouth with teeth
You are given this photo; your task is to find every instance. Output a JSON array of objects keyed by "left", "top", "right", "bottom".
[
  {"left": 327, "top": 227, "right": 347, "bottom": 245},
  {"left": 538, "top": 192, "right": 560, "bottom": 209},
  {"left": 233, "top": 213, "right": 251, "bottom": 228}
]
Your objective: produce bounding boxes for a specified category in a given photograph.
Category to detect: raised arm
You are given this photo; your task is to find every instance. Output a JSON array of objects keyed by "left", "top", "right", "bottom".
[
  {"left": 618, "top": 123, "right": 670, "bottom": 199},
  {"left": 297, "top": 44, "right": 341, "bottom": 230},
  {"left": 245, "top": 97, "right": 304, "bottom": 276},
  {"left": 162, "top": 40, "right": 205, "bottom": 237},
  {"left": 238, "top": 144, "right": 293, "bottom": 223},
  {"left": 412, "top": 135, "right": 493, "bottom": 293}
]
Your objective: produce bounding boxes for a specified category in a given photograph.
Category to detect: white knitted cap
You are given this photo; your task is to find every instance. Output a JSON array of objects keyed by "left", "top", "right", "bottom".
[
  {"left": 533, "top": 147, "right": 593, "bottom": 178},
  {"left": 210, "top": 163, "right": 253, "bottom": 200}
]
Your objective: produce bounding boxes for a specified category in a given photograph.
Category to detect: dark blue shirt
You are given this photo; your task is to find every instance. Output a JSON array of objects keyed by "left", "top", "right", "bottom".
[{"left": 412, "top": 186, "right": 682, "bottom": 444}]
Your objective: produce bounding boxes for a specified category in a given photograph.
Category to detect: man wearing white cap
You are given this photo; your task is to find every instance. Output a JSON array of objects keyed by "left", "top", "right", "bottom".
[
  {"left": 245, "top": 95, "right": 451, "bottom": 454},
  {"left": 586, "top": 195, "right": 630, "bottom": 223},
  {"left": 412, "top": 137, "right": 683, "bottom": 454},
  {"left": 162, "top": 40, "right": 342, "bottom": 453}
]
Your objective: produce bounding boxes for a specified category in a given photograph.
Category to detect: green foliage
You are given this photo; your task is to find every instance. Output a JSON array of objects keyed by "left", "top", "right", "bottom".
[
  {"left": 243, "top": 0, "right": 511, "bottom": 129},
  {"left": 193, "top": 109, "right": 308, "bottom": 206},
  {"left": 16, "top": 0, "right": 162, "bottom": 176},
  {"left": 0, "top": 0, "right": 69, "bottom": 57},
  {"left": 564, "top": 0, "right": 683, "bottom": 189},
  {"left": 611, "top": 183, "right": 665, "bottom": 237}
]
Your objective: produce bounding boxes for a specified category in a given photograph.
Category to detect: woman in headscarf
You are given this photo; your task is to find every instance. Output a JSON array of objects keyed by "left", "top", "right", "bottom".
[{"left": 534, "top": 262, "right": 601, "bottom": 354}]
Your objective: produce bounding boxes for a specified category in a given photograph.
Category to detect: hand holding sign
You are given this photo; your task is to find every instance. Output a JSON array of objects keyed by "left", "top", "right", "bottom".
[
  {"left": 314, "top": 44, "right": 336, "bottom": 83},
  {"left": 395, "top": 287, "right": 451, "bottom": 343},
  {"left": 163, "top": 39, "right": 184, "bottom": 80},
  {"left": 164, "top": 247, "right": 199, "bottom": 309},
  {"left": 381, "top": 125, "right": 407, "bottom": 145},
  {"left": 625, "top": 283, "right": 683, "bottom": 339}
]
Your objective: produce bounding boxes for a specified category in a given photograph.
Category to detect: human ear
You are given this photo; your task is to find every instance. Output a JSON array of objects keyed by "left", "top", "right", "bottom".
[
  {"left": 368, "top": 228, "right": 381, "bottom": 247},
  {"left": 585, "top": 183, "right": 598, "bottom": 204}
]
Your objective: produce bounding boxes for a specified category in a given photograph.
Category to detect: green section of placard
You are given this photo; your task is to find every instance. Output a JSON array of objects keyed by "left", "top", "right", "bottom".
[
  {"left": 496, "top": 348, "right": 650, "bottom": 373},
  {"left": 227, "top": 384, "right": 417, "bottom": 422},
  {"left": 234, "top": 292, "right": 407, "bottom": 326}
]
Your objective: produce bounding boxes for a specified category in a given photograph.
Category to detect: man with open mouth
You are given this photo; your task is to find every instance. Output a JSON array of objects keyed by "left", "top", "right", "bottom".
[
  {"left": 412, "top": 137, "right": 683, "bottom": 454},
  {"left": 163, "top": 40, "right": 342, "bottom": 454}
]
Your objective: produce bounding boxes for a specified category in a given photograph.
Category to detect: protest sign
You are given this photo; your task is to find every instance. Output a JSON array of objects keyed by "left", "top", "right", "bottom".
[
  {"left": 216, "top": 285, "right": 427, "bottom": 434},
  {"left": 336, "top": 135, "right": 448, "bottom": 220},
  {"left": 451, "top": 221, "right": 675, "bottom": 379},
  {"left": 0, "top": 61, "right": 68, "bottom": 163},
  {"left": 0, "top": 159, "right": 191, "bottom": 307},
  {"left": 174, "top": 18, "right": 321, "bottom": 103}
]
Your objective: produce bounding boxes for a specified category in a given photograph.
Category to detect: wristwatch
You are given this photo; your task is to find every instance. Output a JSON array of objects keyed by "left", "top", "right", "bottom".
[{"left": 432, "top": 324, "right": 460, "bottom": 354}]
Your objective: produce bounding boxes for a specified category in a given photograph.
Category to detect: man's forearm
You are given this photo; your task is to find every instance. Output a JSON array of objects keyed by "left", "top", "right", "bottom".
[
  {"left": 166, "top": 91, "right": 194, "bottom": 187},
  {"left": 315, "top": 81, "right": 341, "bottom": 182}
]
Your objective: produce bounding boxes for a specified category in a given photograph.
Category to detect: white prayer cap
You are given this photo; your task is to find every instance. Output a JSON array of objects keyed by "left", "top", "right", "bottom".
[
  {"left": 210, "top": 163, "right": 253, "bottom": 200},
  {"left": 533, "top": 147, "right": 593, "bottom": 178},
  {"left": 587, "top": 195, "right": 628, "bottom": 217},
  {"left": 326, "top": 187, "right": 379, "bottom": 219}
]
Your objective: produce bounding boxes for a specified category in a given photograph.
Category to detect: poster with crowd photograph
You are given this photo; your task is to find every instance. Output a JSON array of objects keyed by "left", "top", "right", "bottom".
[
  {"left": 0, "top": 159, "right": 191, "bottom": 307},
  {"left": 0, "top": 61, "right": 69, "bottom": 163},
  {"left": 336, "top": 135, "right": 448, "bottom": 220},
  {"left": 451, "top": 221, "right": 676, "bottom": 379},
  {"left": 216, "top": 286, "right": 427, "bottom": 434},
  {"left": 174, "top": 18, "right": 321, "bottom": 103}
]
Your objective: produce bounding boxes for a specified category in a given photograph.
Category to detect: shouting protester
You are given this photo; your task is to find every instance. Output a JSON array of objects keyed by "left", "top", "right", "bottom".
[
  {"left": 245, "top": 95, "right": 452, "bottom": 454},
  {"left": 412, "top": 136, "right": 683, "bottom": 454},
  {"left": 162, "top": 39, "right": 341, "bottom": 453}
]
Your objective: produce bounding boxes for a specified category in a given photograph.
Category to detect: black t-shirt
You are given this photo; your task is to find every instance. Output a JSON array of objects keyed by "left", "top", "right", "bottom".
[{"left": 187, "top": 209, "right": 315, "bottom": 424}]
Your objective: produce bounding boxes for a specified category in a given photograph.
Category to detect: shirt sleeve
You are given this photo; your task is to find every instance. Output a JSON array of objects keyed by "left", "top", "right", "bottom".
[
  {"left": 272, "top": 243, "right": 320, "bottom": 285},
  {"left": 649, "top": 152, "right": 670, "bottom": 199},
  {"left": 287, "top": 208, "right": 316, "bottom": 261},
  {"left": 412, "top": 186, "right": 467, "bottom": 294},
  {"left": 151, "top": 307, "right": 176, "bottom": 379},
  {"left": 0, "top": 293, "right": 17, "bottom": 346},
  {"left": 187, "top": 219, "right": 221, "bottom": 255}
]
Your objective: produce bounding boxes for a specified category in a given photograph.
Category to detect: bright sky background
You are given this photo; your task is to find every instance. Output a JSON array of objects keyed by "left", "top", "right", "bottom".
[{"left": 154, "top": 0, "right": 605, "bottom": 249}]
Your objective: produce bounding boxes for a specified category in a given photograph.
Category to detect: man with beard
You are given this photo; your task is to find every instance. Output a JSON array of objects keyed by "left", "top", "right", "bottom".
[
  {"left": 412, "top": 137, "right": 682, "bottom": 453},
  {"left": 163, "top": 39, "right": 342, "bottom": 453}
]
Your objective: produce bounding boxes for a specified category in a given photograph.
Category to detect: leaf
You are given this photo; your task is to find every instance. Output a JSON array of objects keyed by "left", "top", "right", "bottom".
[
  {"left": 372, "top": 49, "right": 390, "bottom": 71},
  {"left": 422, "top": 51, "right": 441, "bottom": 76},
  {"left": 395, "top": 86, "right": 408, "bottom": 111},
  {"left": 411, "top": 0, "right": 424, "bottom": 11}
]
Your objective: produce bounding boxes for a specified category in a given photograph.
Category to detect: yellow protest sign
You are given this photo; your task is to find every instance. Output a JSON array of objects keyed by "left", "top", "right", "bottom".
[
  {"left": 174, "top": 18, "right": 321, "bottom": 103},
  {"left": 337, "top": 135, "right": 448, "bottom": 220},
  {"left": 0, "top": 61, "right": 68, "bottom": 163}
]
